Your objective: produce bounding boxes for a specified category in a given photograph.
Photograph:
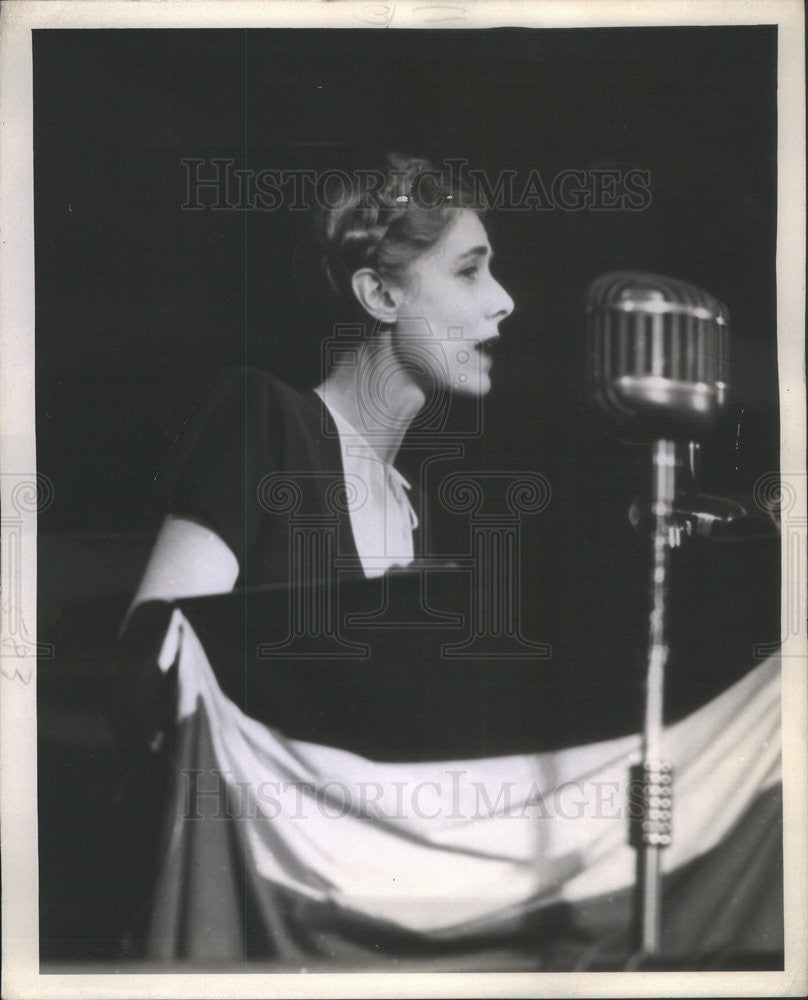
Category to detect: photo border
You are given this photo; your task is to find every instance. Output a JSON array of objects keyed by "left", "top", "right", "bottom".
[{"left": 2, "top": 2, "right": 805, "bottom": 997}]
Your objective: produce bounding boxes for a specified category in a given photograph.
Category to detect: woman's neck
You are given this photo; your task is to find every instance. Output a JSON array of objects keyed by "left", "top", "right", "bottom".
[{"left": 315, "top": 328, "right": 426, "bottom": 466}]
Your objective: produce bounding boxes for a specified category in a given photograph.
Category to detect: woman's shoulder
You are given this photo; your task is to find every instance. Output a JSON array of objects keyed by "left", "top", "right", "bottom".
[
  {"left": 210, "top": 364, "right": 288, "bottom": 395},
  {"left": 211, "top": 365, "right": 314, "bottom": 405},
  {"left": 200, "top": 365, "right": 319, "bottom": 423}
]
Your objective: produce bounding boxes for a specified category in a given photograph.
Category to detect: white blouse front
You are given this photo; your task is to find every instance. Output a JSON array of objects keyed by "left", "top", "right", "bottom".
[{"left": 316, "top": 393, "right": 419, "bottom": 578}]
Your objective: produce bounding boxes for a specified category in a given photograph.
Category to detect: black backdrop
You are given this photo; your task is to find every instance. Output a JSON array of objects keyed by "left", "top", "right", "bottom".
[
  {"left": 35, "top": 26, "right": 778, "bottom": 541},
  {"left": 33, "top": 26, "right": 781, "bottom": 963}
]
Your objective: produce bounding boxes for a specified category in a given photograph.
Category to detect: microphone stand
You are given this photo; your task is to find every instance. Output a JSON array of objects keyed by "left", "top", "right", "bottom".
[
  {"left": 632, "top": 437, "right": 676, "bottom": 955},
  {"left": 583, "top": 270, "right": 732, "bottom": 960}
]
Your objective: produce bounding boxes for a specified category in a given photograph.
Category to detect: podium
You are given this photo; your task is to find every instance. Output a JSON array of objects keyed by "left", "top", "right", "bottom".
[{"left": 174, "top": 534, "right": 780, "bottom": 762}]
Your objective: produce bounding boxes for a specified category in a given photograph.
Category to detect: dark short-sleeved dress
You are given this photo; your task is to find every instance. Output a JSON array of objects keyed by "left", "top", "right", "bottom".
[{"left": 167, "top": 365, "right": 367, "bottom": 587}]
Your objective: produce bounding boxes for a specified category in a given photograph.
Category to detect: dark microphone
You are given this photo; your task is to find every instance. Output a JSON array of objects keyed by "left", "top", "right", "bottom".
[{"left": 583, "top": 271, "right": 729, "bottom": 439}]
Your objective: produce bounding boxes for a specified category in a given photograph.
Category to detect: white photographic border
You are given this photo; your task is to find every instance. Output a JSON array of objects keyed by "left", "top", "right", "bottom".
[{"left": 1, "top": 2, "right": 805, "bottom": 997}]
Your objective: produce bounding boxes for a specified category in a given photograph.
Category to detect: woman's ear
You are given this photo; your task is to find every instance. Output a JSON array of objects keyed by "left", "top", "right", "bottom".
[{"left": 351, "top": 269, "right": 404, "bottom": 324}]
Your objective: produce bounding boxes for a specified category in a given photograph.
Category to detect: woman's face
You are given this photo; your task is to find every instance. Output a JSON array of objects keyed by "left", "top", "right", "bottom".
[{"left": 392, "top": 210, "right": 515, "bottom": 397}]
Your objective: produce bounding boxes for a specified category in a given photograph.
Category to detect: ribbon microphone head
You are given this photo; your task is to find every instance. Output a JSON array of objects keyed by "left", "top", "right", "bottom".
[{"left": 583, "top": 271, "right": 729, "bottom": 439}]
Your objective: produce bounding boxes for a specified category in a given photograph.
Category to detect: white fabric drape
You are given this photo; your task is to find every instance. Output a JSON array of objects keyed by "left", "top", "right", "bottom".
[{"left": 153, "top": 611, "right": 780, "bottom": 937}]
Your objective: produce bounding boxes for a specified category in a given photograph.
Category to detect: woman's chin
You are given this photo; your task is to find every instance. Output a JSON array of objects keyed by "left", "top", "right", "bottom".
[{"left": 453, "top": 372, "right": 492, "bottom": 397}]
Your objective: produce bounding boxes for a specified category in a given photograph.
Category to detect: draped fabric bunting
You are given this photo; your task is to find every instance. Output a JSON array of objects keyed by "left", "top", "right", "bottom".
[{"left": 145, "top": 610, "right": 782, "bottom": 967}]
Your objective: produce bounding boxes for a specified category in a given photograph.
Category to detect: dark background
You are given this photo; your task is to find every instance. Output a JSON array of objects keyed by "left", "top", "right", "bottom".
[
  {"left": 34, "top": 27, "right": 780, "bottom": 963},
  {"left": 35, "top": 27, "right": 778, "bottom": 542}
]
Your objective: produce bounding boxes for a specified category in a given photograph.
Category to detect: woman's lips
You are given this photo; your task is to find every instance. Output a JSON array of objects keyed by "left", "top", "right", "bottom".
[{"left": 475, "top": 340, "right": 497, "bottom": 363}]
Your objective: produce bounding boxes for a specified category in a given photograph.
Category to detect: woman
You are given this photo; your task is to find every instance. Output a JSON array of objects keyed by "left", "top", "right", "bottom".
[
  {"left": 127, "top": 153, "right": 513, "bottom": 607},
  {"left": 113, "top": 153, "right": 520, "bottom": 959}
]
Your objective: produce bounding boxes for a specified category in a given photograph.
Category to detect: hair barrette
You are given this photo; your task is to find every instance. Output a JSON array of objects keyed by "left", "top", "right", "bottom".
[{"left": 394, "top": 192, "right": 453, "bottom": 205}]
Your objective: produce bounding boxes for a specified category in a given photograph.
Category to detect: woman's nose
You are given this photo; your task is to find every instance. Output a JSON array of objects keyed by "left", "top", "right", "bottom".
[{"left": 488, "top": 277, "right": 515, "bottom": 321}]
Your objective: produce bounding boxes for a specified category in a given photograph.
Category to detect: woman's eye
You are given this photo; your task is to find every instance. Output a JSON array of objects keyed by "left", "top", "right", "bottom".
[{"left": 459, "top": 266, "right": 479, "bottom": 279}]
